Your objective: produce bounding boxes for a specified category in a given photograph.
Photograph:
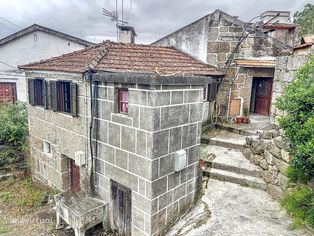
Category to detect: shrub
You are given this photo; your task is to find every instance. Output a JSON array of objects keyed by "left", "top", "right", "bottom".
[
  {"left": 275, "top": 56, "right": 314, "bottom": 183},
  {"left": 0, "top": 102, "right": 28, "bottom": 165},
  {"left": 283, "top": 185, "right": 314, "bottom": 228},
  {"left": 0, "top": 102, "right": 28, "bottom": 146}
]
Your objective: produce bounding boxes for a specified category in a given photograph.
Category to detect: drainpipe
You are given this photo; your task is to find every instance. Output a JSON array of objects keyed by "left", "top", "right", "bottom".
[{"left": 87, "top": 67, "right": 96, "bottom": 196}]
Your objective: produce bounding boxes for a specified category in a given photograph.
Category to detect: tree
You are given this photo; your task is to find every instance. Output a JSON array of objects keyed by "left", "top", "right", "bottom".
[{"left": 294, "top": 3, "right": 314, "bottom": 37}]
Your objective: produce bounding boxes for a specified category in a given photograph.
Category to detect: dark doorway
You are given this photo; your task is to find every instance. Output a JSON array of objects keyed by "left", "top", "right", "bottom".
[
  {"left": 111, "top": 180, "right": 131, "bottom": 236},
  {"left": 250, "top": 78, "right": 273, "bottom": 115},
  {"left": 69, "top": 159, "right": 80, "bottom": 192}
]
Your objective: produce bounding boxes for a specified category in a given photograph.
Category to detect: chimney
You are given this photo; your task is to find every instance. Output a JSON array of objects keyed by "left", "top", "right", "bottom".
[
  {"left": 117, "top": 25, "right": 137, "bottom": 44},
  {"left": 260, "top": 11, "right": 291, "bottom": 24}
]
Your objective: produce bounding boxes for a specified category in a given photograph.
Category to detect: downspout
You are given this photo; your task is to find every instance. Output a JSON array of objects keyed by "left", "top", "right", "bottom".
[{"left": 87, "top": 67, "right": 96, "bottom": 196}]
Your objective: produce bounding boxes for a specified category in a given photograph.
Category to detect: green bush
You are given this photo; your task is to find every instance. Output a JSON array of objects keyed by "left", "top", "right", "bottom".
[
  {"left": 283, "top": 185, "right": 314, "bottom": 228},
  {"left": 275, "top": 57, "right": 314, "bottom": 183},
  {"left": 276, "top": 56, "right": 314, "bottom": 230},
  {"left": 0, "top": 102, "right": 28, "bottom": 165}
]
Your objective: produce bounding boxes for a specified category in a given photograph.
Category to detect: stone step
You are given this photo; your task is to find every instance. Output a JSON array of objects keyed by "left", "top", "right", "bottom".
[
  {"left": 216, "top": 123, "right": 256, "bottom": 136},
  {"left": 203, "top": 168, "right": 267, "bottom": 190},
  {"left": 201, "top": 129, "right": 246, "bottom": 149},
  {"left": 202, "top": 145, "right": 262, "bottom": 178}
]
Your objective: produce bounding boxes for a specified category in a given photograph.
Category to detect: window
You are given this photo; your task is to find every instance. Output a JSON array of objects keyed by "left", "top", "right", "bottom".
[
  {"left": 57, "top": 82, "right": 71, "bottom": 113},
  {"left": 118, "top": 89, "right": 128, "bottom": 114},
  {"left": 50, "top": 80, "right": 77, "bottom": 116},
  {"left": 34, "top": 79, "right": 44, "bottom": 106},
  {"left": 28, "top": 78, "right": 47, "bottom": 107},
  {"left": 43, "top": 140, "right": 51, "bottom": 154}
]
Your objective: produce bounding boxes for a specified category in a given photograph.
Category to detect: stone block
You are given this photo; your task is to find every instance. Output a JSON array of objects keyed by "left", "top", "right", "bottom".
[
  {"left": 97, "top": 119, "right": 108, "bottom": 143},
  {"left": 169, "top": 127, "right": 182, "bottom": 153},
  {"left": 129, "top": 154, "right": 152, "bottom": 180},
  {"left": 188, "top": 145, "right": 200, "bottom": 165},
  {"left": 101, "top": 101, "right": 114, "bottom": 121},
  {"left": 251, "top": 138, "right": 267, "bottom": 155},
  {"left": 97, "top": 142, "right": 114, "bottom": 164},
  {"left": 112, "top": 113, "right": 133, "bottom": 126},
  {"left": 95, "top": 158, "right": 105, "bottom": 175},
  {"left": 259, "top": 159, "right": 269, "bottom": 170},
  {"left": 133, "top": 191, "right": 156, "bottom": 214},
  {"left": 207, "top": 53, "right": 218, "bottom": 66},
  {"left": 166, "top": 201, "right": 179, "bottom": 224},
  {"left": 151, "top": 208, "right": 166, "bottom": 234},
  {"left": 207, "top": 42, "right": 220, "bottom": 53},
  {"left": 281, "top": 149, "right": 290, "bottom": 163},
  {"left": 129, "top": 89, "right": 147, "bottom": 106},
  {"left": 131, "top": 226, "right": 146, "bottom": 236},
  {"left": 151, "top": 130, "right": 169, "bottom": 158},
  {"left": 132, "top": 207, "right": 145, "bottom": 231},
  {"left": 105, "top": 163, "right": 138, "bottom": 192},
  {"left": 184, "top": 90, "right": 202, "bottom": 103},
  {"left": 108, "top": 123, "right": 120, "bottom": 148},
  {"left": 168, "top": 172, "right": 180, "bottom": 190},
  {"left": 149, "top": 176, "right": 167, "bottom": 198},
  {"left": 278, "top": 173, "right": 289, "bottom": 191},
  {"left": 128, "top": 105, "right": 139, "bottom": 128},
  {"left": 138, "top": 178, "right": 146, "bottom": 196},
  {"left": 148, "top": 91, "right": 171, "bottom": 107},
  {"left": 264, "top": 150, "right": 274, "bottom": 165},
  {"left": 182, "top": 124, "right": 198, "bottom": 149},
  {"left": 160, "top": 105, "right": 189, "bottom": 129},
  {"left": 189, "top": 103, "right": 203, "bottom": 123},
  {"left": 115, "top": 149, "right": 128, "bottom": 170},
  {"left": 218, "top": 42, "right": 231, "bottom": 53},
  {"left": 121, "top": 126, "right": 136, "bottom": 153},
  {"left": 159, "top": 190, "right": 173, "bottom": 210},
  {"left": 266, "top": 184, "right": 284, "bottom": 202},
  {"left": 273, "top": 157, "right": 289, "bottom": 175},
  {"left": 159, "top": 154, "right": 174, "bottom": 177},
  {"left": 267, "top": 141, "right": 282, "bottom": 159},
  {"left": 136, "top": 130, "right": 147, "bottom": 157},
  {"left": 171, "top": 91, "right": 184, "bottom": 105},
  {"left": 174, "top": 184, "right": 186, "bottom": 200},
  {"left": 140, "top": 107, "right": 160, "bottom": 131},
  {"left": 261, "top": 170, "right": 273, "bottom": 183}
]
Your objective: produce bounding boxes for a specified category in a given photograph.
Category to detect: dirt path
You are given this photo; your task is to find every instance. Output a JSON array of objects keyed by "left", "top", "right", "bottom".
[{"left": 167, "top": 179, "right": 311, "bottom": 236}]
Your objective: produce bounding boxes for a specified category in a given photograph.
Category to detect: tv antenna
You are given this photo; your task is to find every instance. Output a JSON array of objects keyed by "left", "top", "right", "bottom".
[{"left": 102, "top": 0, "right": 131, "bottom": 42}]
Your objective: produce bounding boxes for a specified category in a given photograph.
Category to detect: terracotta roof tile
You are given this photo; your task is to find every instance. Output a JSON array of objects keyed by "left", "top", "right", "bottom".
[
  {"left": 19, "top": 41, "right": 223, "bottom": 76},
  {"left": 235, "top": 59, "right": 276, "bottom": 68}
]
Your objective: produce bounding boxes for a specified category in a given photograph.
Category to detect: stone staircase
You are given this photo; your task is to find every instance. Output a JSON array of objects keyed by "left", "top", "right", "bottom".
[{"left": 201, "top": 126, "right": 267, "bottom": 190}]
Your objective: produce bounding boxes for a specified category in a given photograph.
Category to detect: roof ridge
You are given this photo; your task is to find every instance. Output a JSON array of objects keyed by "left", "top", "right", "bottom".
[
  {"left": 0, "top": 24, "right": 94, "bottom": 47},
  {"left": 88, "top": 41, "right": 112, "bottom": 69}
]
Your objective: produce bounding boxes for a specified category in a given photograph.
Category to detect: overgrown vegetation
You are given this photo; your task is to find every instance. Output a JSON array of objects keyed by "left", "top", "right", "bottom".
[
  {"left": 0, "top": 176, "right": 56, "bottom": 213},
  {"left": 0, "top": 102, "right": 28, "bottom": 165},
  {"left": 294, "top": 3, "right": 314, "bottom": 37},
  {"left": 275, "top": 57, "right": 314, "bottom": 229}
]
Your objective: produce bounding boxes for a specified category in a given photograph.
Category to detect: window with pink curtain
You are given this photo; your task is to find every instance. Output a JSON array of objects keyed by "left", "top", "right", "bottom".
[{"left": 118, "top": 89, "right": 128, "bottom": 113}]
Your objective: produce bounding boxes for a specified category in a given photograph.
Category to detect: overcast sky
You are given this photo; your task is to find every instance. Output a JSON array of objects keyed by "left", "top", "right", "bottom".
[{"left": 0, "top": 0, "right": 310, "bottom": 44}]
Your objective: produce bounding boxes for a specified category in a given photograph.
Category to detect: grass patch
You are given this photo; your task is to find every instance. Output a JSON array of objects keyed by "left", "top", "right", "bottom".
[
  {"left": 283, "top": 185, "right": 314, "bottom": 229},
  {"left": 0, "top": 176, "right": 57, "bottom": 213},
  {"left": 0, "top": 219, "right": 9, "bottom": 234}
]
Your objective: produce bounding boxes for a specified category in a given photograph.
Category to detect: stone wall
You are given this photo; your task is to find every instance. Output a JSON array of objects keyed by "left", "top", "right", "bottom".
[
  {"left": 94, "top": 83, "right": 203, "bottom": 236},
  {"left": 270, "top": 45, "right": 314, "bottom": 123},
  {"left": 242, "top": 128, "right": 290, "bottom": 201},
  {"left": 26, "top": 71, "right": 89, "bottom": 192}
]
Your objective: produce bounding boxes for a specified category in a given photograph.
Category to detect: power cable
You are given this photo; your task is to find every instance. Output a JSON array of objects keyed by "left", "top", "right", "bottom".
[{"left": 0, "top": 16, "right": 22, "bottom": 30}]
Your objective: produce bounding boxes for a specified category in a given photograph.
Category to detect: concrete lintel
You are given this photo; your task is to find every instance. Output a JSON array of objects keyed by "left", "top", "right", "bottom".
[{"left": 92, "top": 72, "right": 215, "bottom": 86}]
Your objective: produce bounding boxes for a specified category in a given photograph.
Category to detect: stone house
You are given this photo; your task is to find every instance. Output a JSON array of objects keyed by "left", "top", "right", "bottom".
[
  {"left": 153, "top": 9, "right": 297, "bottom": 120},
  {"left": 0, "top": 24, "right": 93, "bottom": 103},
  {"left": 19, "top": 41, "right": 223, "bottom": 235}
]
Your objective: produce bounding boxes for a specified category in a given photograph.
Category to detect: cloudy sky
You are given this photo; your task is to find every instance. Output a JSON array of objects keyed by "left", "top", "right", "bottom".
[{"left": 0, "top": 0, "right": 309, "bottom": 44}]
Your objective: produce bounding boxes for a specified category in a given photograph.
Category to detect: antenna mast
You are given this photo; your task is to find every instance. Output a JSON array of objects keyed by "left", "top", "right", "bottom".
[{"left": 102, "top": 0, "right": 131, "bottom": 42}]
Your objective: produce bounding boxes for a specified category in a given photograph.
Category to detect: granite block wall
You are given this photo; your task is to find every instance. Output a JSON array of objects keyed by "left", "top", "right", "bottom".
[{"left": 93, "top": 83, "right": 204, "bottom": 235}]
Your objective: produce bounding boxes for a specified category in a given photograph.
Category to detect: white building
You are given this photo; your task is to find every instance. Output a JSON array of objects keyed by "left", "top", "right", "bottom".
[{"left": 0, "top": 24, "right": 93, "bottom": 103}]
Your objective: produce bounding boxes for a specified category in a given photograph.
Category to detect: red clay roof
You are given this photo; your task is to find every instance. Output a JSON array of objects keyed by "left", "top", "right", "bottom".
[
  {"left": 19, "top": 41, "right": 223, "bottom": 76},
  {"left": 235, "top": 59, "right": 276, "bottom": 68},
  {"left": 262, "top": 23, "right": 297, "bottom": 30}
]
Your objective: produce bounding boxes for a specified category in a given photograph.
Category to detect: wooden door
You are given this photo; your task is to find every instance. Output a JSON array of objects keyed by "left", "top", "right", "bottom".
[
  {"left": 0, "top": 83, "right": 16, "bottom": 104},
  {"left": 254, "top": 78, "right": 273, "bottom": 115},
  {"left": 69, "top": 159, "right": 80, "bottom": 192},
  {"left": 111, "top": 181, "right": 131, "bottom": 236}
]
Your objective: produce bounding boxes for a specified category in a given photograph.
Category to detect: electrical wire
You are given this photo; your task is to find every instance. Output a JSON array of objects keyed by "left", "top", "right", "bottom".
[
  {"left": 0, "top": 16, "right": 22, "bottom": 30},
  {"left": 0, "top": 60, "right": 19, "bottom": 70}
]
